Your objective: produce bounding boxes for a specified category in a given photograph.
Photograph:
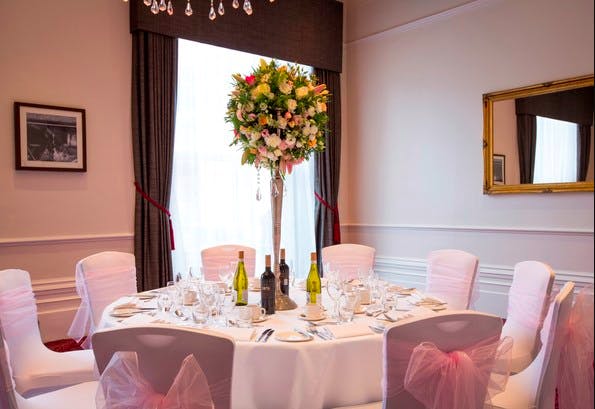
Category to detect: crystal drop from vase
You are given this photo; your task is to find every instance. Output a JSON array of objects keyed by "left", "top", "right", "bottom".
[
  {"left": 209, "top": 5, "right": 216, "bottom": 20},
  {"left": 243, "top": 0, "right": 253, "bottom": 15},
  {"left": 256, "top": 187, "right": 262, "bottom": 201},
  {"left": 159, "top": 0, "right": 167, "bottom": 11},
  {"left": 218, "top": 0, "right": 225, "bottom": 15},
  {"left": 232, "top": 0, "right": 240, "bottom": 9},
  {"left": 144, "top": 0, "right": 151, "bottom": 6},
  {"left": 272, "top": 182, "right": 279, "bottom": 197},
  {"left": 151, "top": 0, "right": 159, "bottom": 14},
  {"left": 185, "top": 1, "right": 193, "bottom": 16},
  {"left": 166, "top": 0, "right": 174, "bottom": 15}
]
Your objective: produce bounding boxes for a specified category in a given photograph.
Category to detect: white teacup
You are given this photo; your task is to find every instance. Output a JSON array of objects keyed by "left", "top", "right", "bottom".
[
  {"left": 304, "top": 303, "right": 324, "bottom": 320},
  {"left": 248, "top": 304, "right": 266, "bottom": 321}
]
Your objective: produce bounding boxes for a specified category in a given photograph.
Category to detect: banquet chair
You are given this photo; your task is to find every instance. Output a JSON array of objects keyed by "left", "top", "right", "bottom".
[
  {"left": 321, "top": 244, "right": 375, "bottom": 281},
  {"left": 332, "top": 311, "right": 510, "bottom": 409},
  {"left": 0, "top": 269, "right": 96, "bottom": 398},
  {"left": 201, "top": 244, "right": 256, "bottom": 281},
  {"left": 486, "top": 281, "right": 575, "bottom": 409},
  {"left": 92, "top": 325, "right": 235, "bottom": 409},
  {"left": 68, "top": 251, "right": 137, "bottom": 348},
  {"left": 1, "top": 326, "right": 97, "bottom": 409},
  {"left": 500, "top": 261, "right": 555, "bottom": 373},
  {"left": 425, "top": 249, "right": 479, "bottom": 310}
]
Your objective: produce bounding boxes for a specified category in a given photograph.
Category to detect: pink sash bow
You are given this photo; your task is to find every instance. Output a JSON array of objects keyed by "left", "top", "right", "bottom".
[
  {"left": 97, "top": 351, "right": 215, "bottom": 409},
  {"left": 557, "top": 288, "right": 594, "bottom": 409},
  {"left": 391, "top": 335, "right": 512, "bottom": 409}
]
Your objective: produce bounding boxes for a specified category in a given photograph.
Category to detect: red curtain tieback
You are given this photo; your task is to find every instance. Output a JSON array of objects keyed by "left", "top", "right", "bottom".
[
  {"left": 134, "top": 182, "right": 175, "bottom": 250},
  {"left": 314, "top": 192, "right": 341, "bottom": 243}
]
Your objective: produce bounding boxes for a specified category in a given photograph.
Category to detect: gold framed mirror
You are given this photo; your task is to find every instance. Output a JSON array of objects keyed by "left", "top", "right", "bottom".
[{"left": 483, "top": 75, "right": 594, "bottom": 194}]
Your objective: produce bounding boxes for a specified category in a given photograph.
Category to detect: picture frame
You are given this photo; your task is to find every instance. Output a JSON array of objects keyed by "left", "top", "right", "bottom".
[
  {"left": 14, "top": 102, "right": 86, "bottom": 172},
  {"left": 493, "top": 154, "right": 505, "bottom": 185}
]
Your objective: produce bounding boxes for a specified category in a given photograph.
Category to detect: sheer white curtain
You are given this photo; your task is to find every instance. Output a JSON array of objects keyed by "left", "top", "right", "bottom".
[
  {"left": 533, "top": 116, "right": 578, "bottom": 183},
  {"left": 170, "top": 40, "right": 316, "bottom": 279}
]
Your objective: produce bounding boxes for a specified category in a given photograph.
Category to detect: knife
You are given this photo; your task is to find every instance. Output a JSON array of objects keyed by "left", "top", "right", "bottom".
[
  {"left": 262, "top": 329, "right": 275, "bottom": 342},
  {"left": 256, "top": 328, "right": 272, "bottom": 342}
]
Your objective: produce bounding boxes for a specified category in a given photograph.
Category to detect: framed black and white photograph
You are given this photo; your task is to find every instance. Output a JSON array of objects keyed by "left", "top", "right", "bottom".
[
  {"left": 14, "top": 102, "right": 86, "bottom": 172},
  {"left": 493, "top": 154, "right": 505, "bottom": 185}
]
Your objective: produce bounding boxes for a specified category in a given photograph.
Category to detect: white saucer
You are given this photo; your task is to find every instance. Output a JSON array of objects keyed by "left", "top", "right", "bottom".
[
  {"left": 252, "top": 316, "right": 268, "bottom": 323},
  {"left": 299, "top": 314, "right": 327, "bottom": 322},
  {"left": 275, "top": 330, "right": 313, "bottom": 342}
]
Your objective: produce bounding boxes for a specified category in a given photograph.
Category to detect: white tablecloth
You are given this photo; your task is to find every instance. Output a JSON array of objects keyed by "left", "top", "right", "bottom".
[{"left": 97, "top": 288, "right": 434, "bottom": 409}]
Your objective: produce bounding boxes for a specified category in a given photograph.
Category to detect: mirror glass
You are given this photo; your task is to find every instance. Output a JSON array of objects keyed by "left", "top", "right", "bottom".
[{"left": 483, "top": 75, "right": 594, "bottom": 194}]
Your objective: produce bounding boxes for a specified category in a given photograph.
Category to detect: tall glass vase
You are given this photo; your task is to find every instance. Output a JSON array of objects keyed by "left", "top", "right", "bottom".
[{"left": 271, "top": 169, "right": 297, "bottom": 310}]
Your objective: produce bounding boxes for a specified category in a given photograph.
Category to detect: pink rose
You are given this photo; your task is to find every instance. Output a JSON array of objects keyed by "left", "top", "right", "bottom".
[{"left": 245, "top": 75, "right": 256, "bottom": 85}]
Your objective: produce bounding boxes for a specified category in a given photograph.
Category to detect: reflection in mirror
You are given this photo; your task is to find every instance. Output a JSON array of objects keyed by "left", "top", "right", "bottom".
[{"left": 483, "top": 75, "right": 594, "bottom": 194}]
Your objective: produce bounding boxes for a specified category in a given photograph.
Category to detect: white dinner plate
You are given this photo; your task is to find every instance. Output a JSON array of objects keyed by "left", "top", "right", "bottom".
[{"left": 275, "top": 330, "right": 313, "bottom": 342}]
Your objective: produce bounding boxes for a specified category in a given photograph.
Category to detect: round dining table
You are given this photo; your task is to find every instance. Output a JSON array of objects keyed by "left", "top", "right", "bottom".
[{"left": 97, "top": 285, "right": 433, "bottom": 409}]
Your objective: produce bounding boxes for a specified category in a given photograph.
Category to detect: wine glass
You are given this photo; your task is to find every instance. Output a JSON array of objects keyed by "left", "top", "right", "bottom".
[{"left": 326, "top": 279, "right": 343, "bottom": 321}]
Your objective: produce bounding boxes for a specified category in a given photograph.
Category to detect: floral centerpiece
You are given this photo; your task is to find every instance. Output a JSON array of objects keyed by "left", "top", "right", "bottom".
[
  {"left": 224, "top": 59, "right": 329, "bottom": 310},
  {"left": 225, "top": 58, "right": 329, "bottom": 175}
]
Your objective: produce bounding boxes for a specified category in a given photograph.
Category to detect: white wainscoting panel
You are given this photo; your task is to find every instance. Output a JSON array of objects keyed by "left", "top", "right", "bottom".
[
  {"left": 344, "top": 224, "right": 594, "bottom": 317},
  {"left": 0, "top": 233, "right": 133, "bottom": 341}
]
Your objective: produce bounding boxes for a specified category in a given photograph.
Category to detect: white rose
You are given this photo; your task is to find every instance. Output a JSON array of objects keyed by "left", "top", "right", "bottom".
[
  {"left": 279, "top": 81, "right": 292, "bottom": 94},
  {"left": 266, "top": 134, "right": 281, "bottom": 148},
  {"left": 277, "top": 117, "right": 288, "bottom": 129},
  {"left": 307, "top": 107, "right": 316, "bottom": 117},
  {"left": 286, "top": 99, "right": 297, "bottom": 112},
  {"left": 309, "top": 125, "right": 318, "bottom": 135},
  {"left": 274, "top": 149, "right": 282, "bottom": 157}
]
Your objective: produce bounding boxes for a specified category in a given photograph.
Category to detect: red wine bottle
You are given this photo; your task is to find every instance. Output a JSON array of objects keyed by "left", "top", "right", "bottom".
[
  {"left": 279, "top": 248, "right": 290, "bottom": 296},
  {"left": 260, "top": 255, "right": 276, "bottom": 314}
]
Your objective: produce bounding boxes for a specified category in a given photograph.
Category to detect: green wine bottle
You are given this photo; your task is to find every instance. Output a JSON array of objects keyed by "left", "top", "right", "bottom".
[
  {"left": 233, "top": 250, "right": 248, "bottom": 306},
  {"left": 306, "top": 252, "right": 321, "bottom": 305}
]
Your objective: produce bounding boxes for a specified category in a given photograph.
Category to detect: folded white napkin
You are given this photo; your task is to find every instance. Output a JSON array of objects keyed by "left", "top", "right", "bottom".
[
  {"left": 212, "top": 327, "right": 256, "bottom": 342},
  {"left": 385, "top": 306, "right": 436, "bottom": 322},
  {"left": 324, "top": 323, "right": 374, "bottom": 339},
  {"left": 113, "top": 297, "right": 138, "bottom": 309},
  {"left": 120, "top": 313, "right": 159, "bottom": 326}
]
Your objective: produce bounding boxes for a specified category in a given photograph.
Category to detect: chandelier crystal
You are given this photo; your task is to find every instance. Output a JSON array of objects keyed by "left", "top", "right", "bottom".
[{"left": 122, "top": 0, "right": 275, "bottom": 20}]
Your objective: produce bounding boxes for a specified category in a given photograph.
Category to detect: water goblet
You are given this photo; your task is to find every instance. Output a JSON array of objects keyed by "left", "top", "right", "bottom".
[
  {"left": 326, "top": 279, "right": 343, "bottom": 320},
  {"left": 191, "top": 301, "right": 210, "bottom": 327}
]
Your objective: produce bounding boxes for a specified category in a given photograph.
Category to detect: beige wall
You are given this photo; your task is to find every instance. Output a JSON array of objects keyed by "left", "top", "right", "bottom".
[
  {"left": 0, "top": 0, "right": 133, "bottom": 340},
  {"left": 341, "top": 0, "right": 594, "bottom": 316}
]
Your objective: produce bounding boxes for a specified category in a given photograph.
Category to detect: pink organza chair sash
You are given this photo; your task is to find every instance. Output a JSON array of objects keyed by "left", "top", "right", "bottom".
[
  {"left": 69, "top": 265, "right": 137, "bottom": 347},
  {"left": 386, "top": 335, "right": 513, "bottom": 409},
  {"left": 97, "top": 351, "right": 215, "bottom": 409},
  {"left": 0, "top": 286, "right": 38, "bottom": 347},
  {"left": 557, "top": 287, "right": 594, "bottom": 409}
]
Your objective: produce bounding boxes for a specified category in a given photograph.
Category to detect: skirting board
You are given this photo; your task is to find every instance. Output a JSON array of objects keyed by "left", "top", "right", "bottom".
[{"left": 375, "top": 256, "right": 594, "bottom": 317}]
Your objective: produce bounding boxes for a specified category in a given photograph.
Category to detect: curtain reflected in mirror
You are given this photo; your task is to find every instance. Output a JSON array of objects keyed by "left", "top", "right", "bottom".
[{"left": 483, "top": 75, "right": 594, "bottom": 194}]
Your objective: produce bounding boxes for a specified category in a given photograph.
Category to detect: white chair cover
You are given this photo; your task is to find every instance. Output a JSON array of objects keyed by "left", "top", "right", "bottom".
[
  {"left": 488, "top": 281, "right": 575, "bottom": 409},
  {"left": 321, "top": 244, "right": 375, "bottom": 281},
  {"left": 92, "top": 326, "right": 235, "bottom": 409},
  {"left": 201, "top": 245, "right": 256, "bottom": 280},
  {"left": 97, "top": 351, "right": 214, "bottom": 409},
  {"left": 383, "top": 311, "right": 506, "bottom": 409},
  {"left": 425, "top": 249, "right": 479, "bottom": 310},
  {"left": 557, "top": 286, "right": 594, "bottom": 409},
  {"left": 68, "top": 252, "right": 136, "bottom": 347},
  {"left": 0, "top": 269, "right": 96, "bottom": 397},
  {"left": 501, "top": 260, "right": 555, "bottom": 373}
]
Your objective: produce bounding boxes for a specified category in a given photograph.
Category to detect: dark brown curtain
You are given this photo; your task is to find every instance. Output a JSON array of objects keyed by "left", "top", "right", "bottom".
[
  {"left": 314, "top": 68, "right": 341, "bottom": 274},
  {"left": 132, "top": 31, "right": 178, "bottom": 291},
  {"left": 516, "top": 113, "right": 537, "bottom": 184},
  {"left": 577, "top": 125, "right": 591, "bottom": 181}
]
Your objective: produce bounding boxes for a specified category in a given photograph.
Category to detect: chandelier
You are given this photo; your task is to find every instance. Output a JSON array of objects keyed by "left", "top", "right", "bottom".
[{"left": 123, "top": 0, "right": 275, "bottom": 20}]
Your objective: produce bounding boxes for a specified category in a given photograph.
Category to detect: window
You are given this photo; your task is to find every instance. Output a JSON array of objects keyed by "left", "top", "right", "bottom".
[
  {"left": 170, "top": 39, "right": 316, "bottom": 279},
  {"left": 533, "top": 116, "right": 578, "bottom": 183}
]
